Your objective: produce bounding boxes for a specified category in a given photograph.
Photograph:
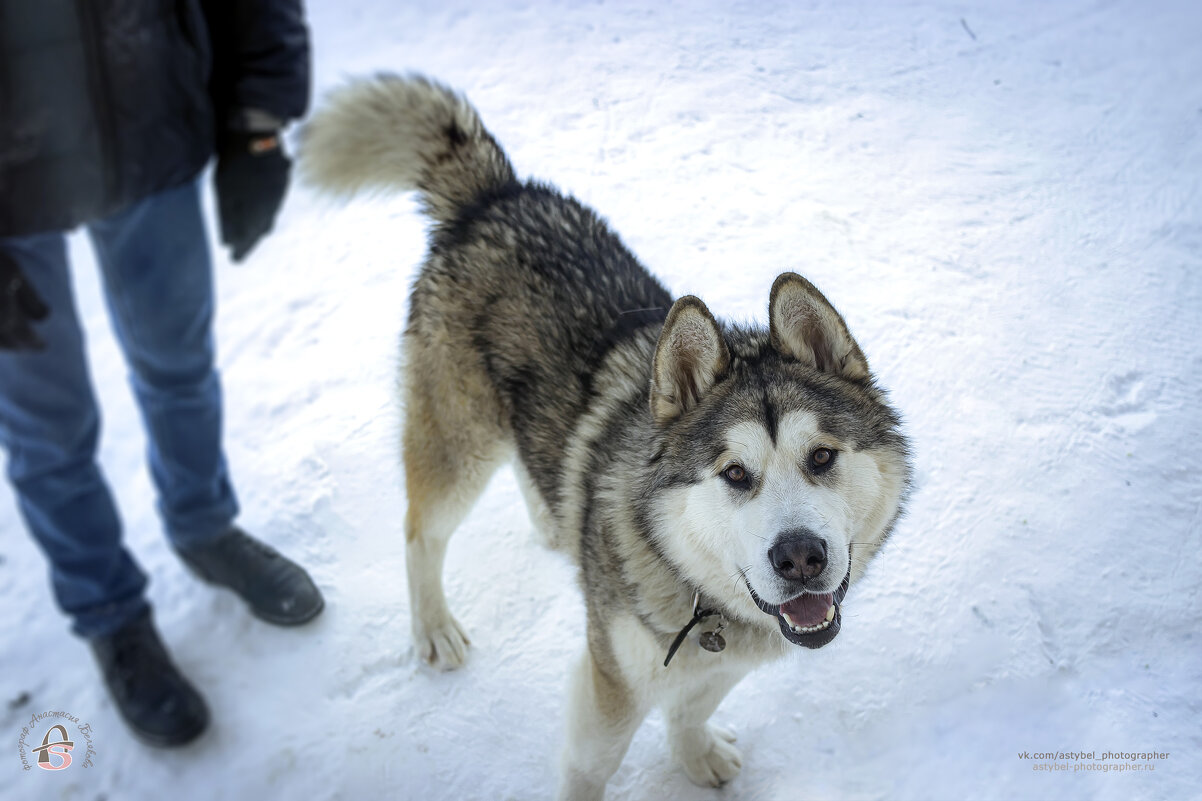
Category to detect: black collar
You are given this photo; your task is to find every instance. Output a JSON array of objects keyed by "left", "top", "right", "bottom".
[{"left": 663, "top": 591, "right": 722, "bottom": 667}]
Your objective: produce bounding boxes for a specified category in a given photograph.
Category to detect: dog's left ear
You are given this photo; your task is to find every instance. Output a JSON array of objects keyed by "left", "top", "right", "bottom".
[
  {"left": 651, "top": 296, "right": 730, "bottom": 423},
  {"left": 769, "top": 272, "right": 869, "bottom": 380}
]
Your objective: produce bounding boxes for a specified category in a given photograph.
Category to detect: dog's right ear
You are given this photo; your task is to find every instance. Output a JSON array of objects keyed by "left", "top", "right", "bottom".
[{"left": 650, "top": 296, "right": 730, "bottom": 423}]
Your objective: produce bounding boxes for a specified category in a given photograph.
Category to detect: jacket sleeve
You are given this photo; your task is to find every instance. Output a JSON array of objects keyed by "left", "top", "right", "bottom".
[{"left": 200, "top": 0, "right": 311, "bottom": 128}]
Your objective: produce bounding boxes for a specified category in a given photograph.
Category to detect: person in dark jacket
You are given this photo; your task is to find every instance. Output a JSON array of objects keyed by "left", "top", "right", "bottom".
[{"left": 0, "top": 0, "right": 324, "bottom": 746}]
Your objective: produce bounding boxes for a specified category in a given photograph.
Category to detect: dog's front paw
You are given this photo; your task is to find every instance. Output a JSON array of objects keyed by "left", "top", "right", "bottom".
[
  {"left": 674, "top": 723, "right": 742, "bottom": 787},
  {"left": 413, "top": 613, "right": 470, "bottom": 670}
]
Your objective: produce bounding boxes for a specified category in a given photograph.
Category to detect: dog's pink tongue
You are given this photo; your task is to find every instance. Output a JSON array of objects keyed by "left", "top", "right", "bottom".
[{"left": 780, "top": 593, "right": 834, "bottom": 627}]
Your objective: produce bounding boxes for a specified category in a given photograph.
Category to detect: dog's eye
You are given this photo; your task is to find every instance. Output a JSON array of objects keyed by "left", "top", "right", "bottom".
[
  {"left": 809, "top": 447, "right": 836, "bottom": 472},
  {"left": 722, "top": 464, "right": 750, "bottom": 488}
]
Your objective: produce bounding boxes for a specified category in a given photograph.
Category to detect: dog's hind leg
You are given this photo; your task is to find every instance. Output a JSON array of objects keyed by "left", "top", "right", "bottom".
[
  {"left": 401, "top": 334, "right": 508, "bottom": 671},
  {"left": 660, "top": 671, "right": 745, "bottom": 787}
]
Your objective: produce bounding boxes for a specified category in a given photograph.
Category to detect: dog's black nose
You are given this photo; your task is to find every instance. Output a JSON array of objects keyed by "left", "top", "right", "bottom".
[{"left": 769, "top": 531, "right": 827, "bottom": 581}]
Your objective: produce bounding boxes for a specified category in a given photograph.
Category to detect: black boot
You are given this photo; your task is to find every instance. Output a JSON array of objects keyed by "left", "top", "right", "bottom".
[
  {"left": 176, "top": 526, "right": 324, "bottom": 626},
  {"left": 89, "top": 611, "right": 209, "bottom": 747}
]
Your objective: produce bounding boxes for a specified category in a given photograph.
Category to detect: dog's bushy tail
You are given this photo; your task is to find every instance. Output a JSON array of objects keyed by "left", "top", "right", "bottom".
[{"left": 300, "top": 73, "right": 516, "bottom": 224}]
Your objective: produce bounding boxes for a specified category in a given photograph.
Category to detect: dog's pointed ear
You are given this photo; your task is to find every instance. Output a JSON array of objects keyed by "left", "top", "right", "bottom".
[
  {"left": 768, "top": 272, "right": 869, "bottom": 380},
  {"left": 650, "top": 296, "right": 730, "bottom": 423}
]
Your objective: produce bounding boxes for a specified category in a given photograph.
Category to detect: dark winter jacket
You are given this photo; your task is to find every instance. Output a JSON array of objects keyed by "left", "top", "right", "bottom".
[{"left": 0, "top": 0, "right": 309, "bottom": 238}]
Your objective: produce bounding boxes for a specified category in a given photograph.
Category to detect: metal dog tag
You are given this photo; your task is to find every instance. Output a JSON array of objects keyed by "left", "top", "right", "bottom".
[{"left": 699, "top": 629, "right": 726, "bottom": 653}]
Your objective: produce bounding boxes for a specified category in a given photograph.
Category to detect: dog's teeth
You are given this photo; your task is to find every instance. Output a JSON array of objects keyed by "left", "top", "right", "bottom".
[
  {"left": 792, "top": 619, "right": 833, "bottom": 635},
  {"left": 786, "top": 612, "right": 838, "bottom": 637}
]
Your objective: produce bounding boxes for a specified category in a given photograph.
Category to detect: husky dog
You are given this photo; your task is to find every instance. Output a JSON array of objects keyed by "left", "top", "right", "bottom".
[{"left": 302, "top": 74, "right": 911, "bottom": 800}]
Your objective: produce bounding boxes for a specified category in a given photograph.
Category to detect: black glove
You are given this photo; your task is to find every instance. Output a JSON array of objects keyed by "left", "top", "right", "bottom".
[
  {"left": 0, "top": 248, "right": 50, "bottom": 351},
  {"left": 214, "top": 131, "right": 291, "bottom": 262}
]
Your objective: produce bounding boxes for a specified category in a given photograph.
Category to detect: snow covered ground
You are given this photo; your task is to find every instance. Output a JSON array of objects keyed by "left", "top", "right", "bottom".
[{"left": 3, "top": 0, "right": 1200, "bottom": 799}]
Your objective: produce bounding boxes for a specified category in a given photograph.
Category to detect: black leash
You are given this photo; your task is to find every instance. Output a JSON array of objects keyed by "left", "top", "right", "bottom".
[{"left": 663, "top": 592, "right": 726, "bottom": 667}]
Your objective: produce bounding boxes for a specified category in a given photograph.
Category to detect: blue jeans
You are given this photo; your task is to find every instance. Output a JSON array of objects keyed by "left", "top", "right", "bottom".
[{"left": 0, "top": 179, "right": 238, "bottom": 637}]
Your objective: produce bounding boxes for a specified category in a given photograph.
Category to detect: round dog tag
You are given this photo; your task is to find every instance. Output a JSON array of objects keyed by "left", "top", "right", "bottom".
[{"left": 699, "top": 630, "right": 726, "bottom": 653}]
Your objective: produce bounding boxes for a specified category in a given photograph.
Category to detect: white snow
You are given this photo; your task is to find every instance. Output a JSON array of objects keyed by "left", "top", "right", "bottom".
[{"left": 3, "top": 1, "right": 1200, "bottom": 799}]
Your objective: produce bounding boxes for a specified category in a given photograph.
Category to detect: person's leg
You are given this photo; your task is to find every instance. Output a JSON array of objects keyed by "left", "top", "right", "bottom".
[
  {"left": 0, "top": 234, "right": 149, "bottom": 637},
  {"left": 85, "top": 179, "right": 238, "bottom": 549},
  {"left": 0, "top": 233, "right": 208, "bottom": 746},
  {"left": 87, "top": 178, "right": 322, "bottom": 626}
]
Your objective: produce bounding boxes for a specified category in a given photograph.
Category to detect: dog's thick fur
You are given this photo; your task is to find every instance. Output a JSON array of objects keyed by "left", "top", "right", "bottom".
[{"left": 302, "top": 74, "right": 911, "bottom": 800}]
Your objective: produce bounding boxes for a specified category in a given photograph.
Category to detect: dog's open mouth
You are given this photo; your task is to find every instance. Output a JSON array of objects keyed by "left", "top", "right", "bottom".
[{"left": 745, "top": 572, "right": 850, "bottom": 649}]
